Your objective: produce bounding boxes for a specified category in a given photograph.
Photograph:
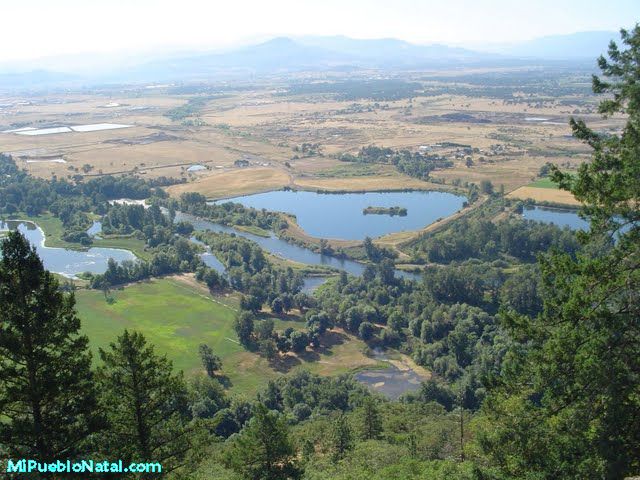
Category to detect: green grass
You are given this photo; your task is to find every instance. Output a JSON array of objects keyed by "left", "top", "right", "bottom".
[
  {"left": 76, "top": 278, "right": 241, "bottom": 373},
  {"left": 92, "top": 236, "right": 150, "bottom": 260},
  {"left": 314, "top": 163, "right": 383, "bottom": 178},
  {"left": 234, "top": 224, "right": 272, "bottom": 237},
  {"left": 75, "top": 277, "right": 376, "bottom": 396},
  {"left": 527, "top": 178, "right": 560, "bottom": 189}
]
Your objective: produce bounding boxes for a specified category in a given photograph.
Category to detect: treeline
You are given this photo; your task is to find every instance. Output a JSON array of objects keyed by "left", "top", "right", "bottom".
[
  {"left": 413, "top": 215, "right": 580, "bottom": 263},
  {"left": 172, "top": 192, "right": 287, "bottom": 231},
  {"left": 90, "top": 239, "right": 201, "bottom": 289},
  {"left": 164, "top": 96, "right": 211, "bottom": 121},
  {"left": 101, "top": 203, "right": 194, "bottom": 246},
  {"left": 194, "top": 230, "right": 305, "bottom": 312},
  {"left": 423, "top": 69, "right": 593, "bottom": 101},
  {"left": 311, "top": 262, "right": 511, "bottom": 410},
  {"left": 283, "top": 79, "right": 423, "bottom": 101},
  {"left": 88, "top": 204, "right": 201, "bottom": 289},
  {"left": 363, "top": 205, "right": 407, "bottom": 216},
  {"left": 0, "top": 154, "right": 182, "bottom": 245},
  {"left": 339, "top": 145, "right": 453, "bottom": 180}
]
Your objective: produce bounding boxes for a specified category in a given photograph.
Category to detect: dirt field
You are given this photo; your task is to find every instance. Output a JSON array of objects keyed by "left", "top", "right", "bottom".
[
  {"left": 0, "top": 71, "right": 616, "bottom": 203},
  {"left": 292, "top": 174, "right": 451, "bottom": 193},
  {"left": 166, "top": 167, "right": 292, "bottom": 199},
  {"left": 507, "top": 186, "right": 580, "bottom": 206}
]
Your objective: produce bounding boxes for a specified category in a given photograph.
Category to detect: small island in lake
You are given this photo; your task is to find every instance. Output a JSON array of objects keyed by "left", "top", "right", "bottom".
[{"left": 363, "top": 206, "right": 408, "bottom": 216}]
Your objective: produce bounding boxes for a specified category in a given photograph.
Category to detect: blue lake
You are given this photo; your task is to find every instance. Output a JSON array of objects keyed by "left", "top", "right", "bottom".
[
  {"left": 216, "top": 190, "right": 466, "bottom": 240},
  {"left": 523, "top": 206, "right": 587, "bottom": 230}
]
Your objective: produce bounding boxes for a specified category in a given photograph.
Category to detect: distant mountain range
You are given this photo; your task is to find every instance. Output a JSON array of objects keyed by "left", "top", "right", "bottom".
[
  {"left": 124, "top": 36, "right": 499, "bottom": 81},
  {"left": 0, "top": 31, "right": 619, "bottom": 89}
]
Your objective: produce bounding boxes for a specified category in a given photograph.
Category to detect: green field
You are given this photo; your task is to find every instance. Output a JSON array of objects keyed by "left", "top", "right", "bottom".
[
  {"left": 314, "top": 163, "right": 383, "bottom": 178},
  {"left": 234, "top": 224, "right": 272, "bottom": 237},
  {"left": 76, "top": 278, "right": 241, "bottom": 371},
  {"left": 75, "top": 277, "right": 377, "bottom": 396},
  {"left": 527, "top": 178, "right": 560, "bottom": 189}
]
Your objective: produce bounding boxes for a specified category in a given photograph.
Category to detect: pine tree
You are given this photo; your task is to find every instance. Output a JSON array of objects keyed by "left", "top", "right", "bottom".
[
  {"left": 359, "top": 397, "right": 382, "bottom": 440},
  {"left": 223, "top": 403, "right": 300, "bottom": 480},
  {"left": 330, "top": 413, "right": 353, "bottom": 463},
  {"left": 0, "top": 231, "right": 100, "bottom": 463},
  {"left": 482, "top": 26, "right": 640, "bottom": 479},
  {"left": 95, "top": 330, "right": 191, "bottom": 476}
]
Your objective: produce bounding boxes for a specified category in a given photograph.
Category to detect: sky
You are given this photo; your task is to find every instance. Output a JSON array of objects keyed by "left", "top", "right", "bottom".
[{"left": 0, "top": 0, "right": 638, "bottom": 64}]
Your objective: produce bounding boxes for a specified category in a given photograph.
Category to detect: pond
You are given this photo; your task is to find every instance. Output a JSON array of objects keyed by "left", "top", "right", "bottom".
[
  {"left": 301, "top": 276, "right": 329, "bottom": 293},
  {"left": 523, "top": 206, "right": 587, "bottom": 230},
  {"left": 87, "top": 220, "right": 103, "bottom": 237},
  {"left": 354, "top": 350, "right": 427, "bottom": 400},
  {"left": 215, "top": 190, "right": 466, "bottom": 240},
  {"left": 176, "top": 212, "right": 422, "bottom": 282},
  {"left": 0, "top": 220, "right": 136, "bottom": 278}
]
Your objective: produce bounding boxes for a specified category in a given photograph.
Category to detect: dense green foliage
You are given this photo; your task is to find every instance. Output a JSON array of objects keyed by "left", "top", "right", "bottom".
[
  {"left": 195, "top": 230, "right": 304, "bottom": 312},
  {"left": 312, "top": 262, "right": 508, "bottom": 411},
  {"left": 164, "top": 96, "right": 211, "bottom": 121},
  {"left": 339, "top": 145, "right": 453, "bottom": 180},
  {"left": 0, "top": 232, "right": 100, "bottom": 466},
  {"left": 89, "top": 203, "right": 202, "bottom": 288},
  {"left": 0, "top": 153, "right": 181, "bottom": 244},
  {"left": 222, "top": 404, "right": 301, "bottom": 479},
  {"left": 89, "top": 240, "right": 201, "bottom": 289},
  {"left": 480, "top": 26, "right": 640, "bottom": 479},
  {"left": 413, "top": 215, "right": 579, "bottom": 264},
  {"left": 95, "top": 330, "right": 192, "bottom": 475},
  {"left": 174, "top": 192, "right": 286, "bottom": 231}
]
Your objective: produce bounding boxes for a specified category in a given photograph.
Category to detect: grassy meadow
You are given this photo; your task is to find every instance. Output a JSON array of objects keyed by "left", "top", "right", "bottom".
[
  {"left": 527, "top": 178, "right": 560, "bottom": 189},
  {"left": 75, "top": 276, "right": 379, "bottom": 396}
]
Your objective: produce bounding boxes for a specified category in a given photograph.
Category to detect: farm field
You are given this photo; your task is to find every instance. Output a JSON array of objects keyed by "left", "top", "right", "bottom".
[
  {"left": 166, "top": 166, "right": 292, "bottom": 199},
  {"left": 507, "top": 185, "right": 580, "bottom": 206},
  {"left": 0, "top": 69, "right": 621, "bottom": 205},
  {"left": 75, "top": 275, "right": 379, "bottom": 396},
  {"left": 527, "top": 178, "right": 561, "bottom": 189},
  {"left": 291, "top": 173, "right": 448, "bottom": 193}
]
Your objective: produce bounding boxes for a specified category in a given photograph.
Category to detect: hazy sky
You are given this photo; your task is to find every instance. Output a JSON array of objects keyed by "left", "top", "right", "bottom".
[{"left": 1, "top": 0, "right": 637, "bottom": 62}]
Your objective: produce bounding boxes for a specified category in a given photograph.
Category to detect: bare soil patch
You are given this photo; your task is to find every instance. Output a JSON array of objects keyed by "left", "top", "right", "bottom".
[
  {"left": 166, "top": 167, "right": 291, "bottom": 199},
  {"left": 507, "top": 186, "right": 580, "bottom": 206}
]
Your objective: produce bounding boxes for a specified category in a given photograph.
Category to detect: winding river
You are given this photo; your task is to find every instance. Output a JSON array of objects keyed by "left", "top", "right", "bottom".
[
  {"left": 175, "top": 211, "right": 423, "bottom": 283},
  {"left": 2, "top": 200, "right": 586, "bottom": 283}
]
